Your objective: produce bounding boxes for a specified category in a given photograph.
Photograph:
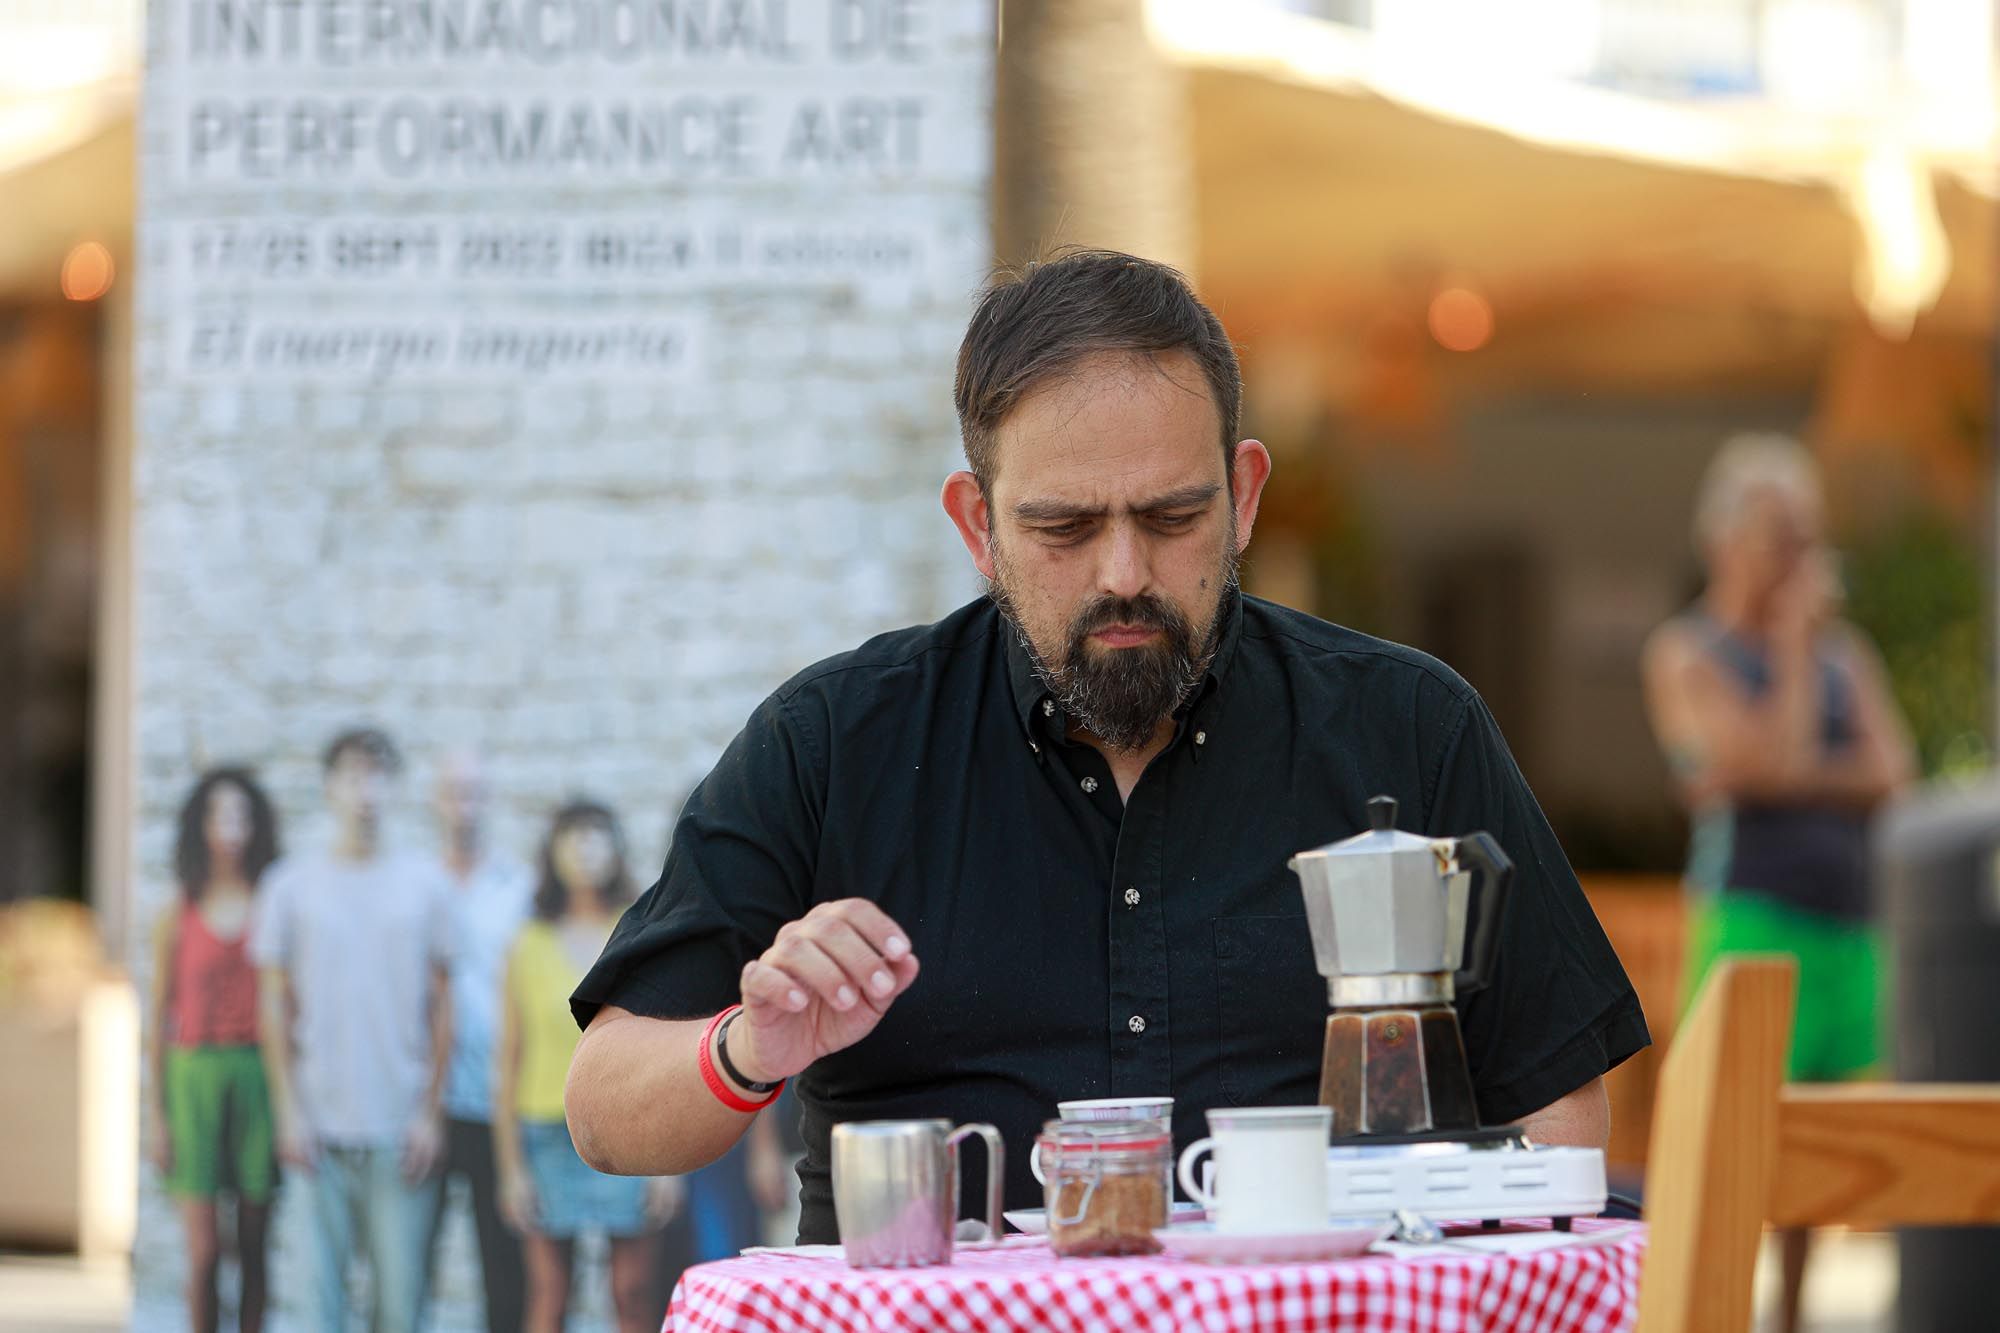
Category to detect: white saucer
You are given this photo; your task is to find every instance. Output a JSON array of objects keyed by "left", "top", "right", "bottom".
[
  {"left": 1151, "top": 1219, "right": 1392, "bottom": 1265},
  {"left": 1005, "top": 1201, "right": 1205, "bottom": 1235}
]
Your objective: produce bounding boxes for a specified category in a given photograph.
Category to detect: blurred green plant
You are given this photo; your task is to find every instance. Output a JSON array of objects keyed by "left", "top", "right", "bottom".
[
  {"left": 1249, "top": 416, "right": 1391, "bottom": 633},
  {"left": 1840, "top": 513, "right": 1991, "bottom": 779},
  {"left": 1307, "top": 497, "right": 1390, "bottom": 634}
]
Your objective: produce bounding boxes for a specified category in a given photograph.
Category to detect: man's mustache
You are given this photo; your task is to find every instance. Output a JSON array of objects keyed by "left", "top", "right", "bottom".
[{"left": 1072, "top": 596, "right": 1177, "bottom": 638}]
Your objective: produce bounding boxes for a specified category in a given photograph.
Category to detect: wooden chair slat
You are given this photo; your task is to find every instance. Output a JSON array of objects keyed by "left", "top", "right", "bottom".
[
  {"left": 1769, "top": 1086, "right": 2000, "bottom": 1228},
  {"left": 1633, "top": 957, "right": 1797, "bottom": 1333}
]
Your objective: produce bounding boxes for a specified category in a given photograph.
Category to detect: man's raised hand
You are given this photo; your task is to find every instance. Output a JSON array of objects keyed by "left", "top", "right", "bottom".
[{"left": 727, "top": 899, "right": 920, "bottom": 1087}]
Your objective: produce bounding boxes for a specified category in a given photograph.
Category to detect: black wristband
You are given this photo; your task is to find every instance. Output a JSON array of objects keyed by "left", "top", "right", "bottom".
[{"left": 716, "top": 1007, "right": 781, "bottom": 1094}]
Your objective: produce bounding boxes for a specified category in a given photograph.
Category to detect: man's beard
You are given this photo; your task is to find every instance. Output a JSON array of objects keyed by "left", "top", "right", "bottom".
[{"left": 988, "top": 545, "right": 1239, "bottom": 753}]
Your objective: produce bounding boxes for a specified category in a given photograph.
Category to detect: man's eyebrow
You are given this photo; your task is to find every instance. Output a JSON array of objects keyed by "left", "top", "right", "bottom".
[
  {"left": 1011, "top": 482, "right": 1222, "bottom": 524},
  {"left": 1012, "top": 497, "right": 1102, "bottom": 523},
  {"left": 1134, "top": 482, "right": 1224, "bottom": 513}
]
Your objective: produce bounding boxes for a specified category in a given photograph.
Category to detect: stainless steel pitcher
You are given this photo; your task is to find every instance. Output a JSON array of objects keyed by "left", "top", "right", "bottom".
[{"left": 830, "top": 1119, "right": 1004, "bottom": 1268}]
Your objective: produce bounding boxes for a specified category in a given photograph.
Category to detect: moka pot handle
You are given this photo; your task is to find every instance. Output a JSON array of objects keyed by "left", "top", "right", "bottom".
[{"left": 1449, "top": 831, "right": 1514, "bottom": 997}]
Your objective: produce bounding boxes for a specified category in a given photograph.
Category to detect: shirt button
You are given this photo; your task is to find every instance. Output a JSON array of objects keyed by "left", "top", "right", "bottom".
[
  {"left": 1128, "top": 1014, "right": 1147, "bottom": 1034},
  {"left": 1028, "top": 739, "right": 1040, "bottom": 754},
  {"left": 1080, "top": 776, "right": 1099, "bottom": 794},
  {"left": 1194, "top": 730, "right": 1208, "bottom": 746},
  {"left": 1043, "top": 699, "right": 1056, "bottom": 717},
  {"left": 1123, "top": 887, "right": 1140, "bottom": 907}
]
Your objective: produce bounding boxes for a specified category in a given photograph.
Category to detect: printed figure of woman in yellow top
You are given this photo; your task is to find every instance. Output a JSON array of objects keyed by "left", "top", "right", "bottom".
[{"left": 495, "top": 800, "right": 677, "bottom": 1333}]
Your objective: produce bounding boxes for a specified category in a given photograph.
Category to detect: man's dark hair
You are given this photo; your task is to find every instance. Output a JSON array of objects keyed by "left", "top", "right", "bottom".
[
  {"left": 953, "top": 249, "right": 1242, "bottom": 492},
  {"left": 173, "top": 766, "right": 282, "bottom": 904},
  {"left": 321, "top": 726, "right": 402, "bottom": 776},
  {"left": 532, "top": 799, "right": 637, "bottom": 922}
]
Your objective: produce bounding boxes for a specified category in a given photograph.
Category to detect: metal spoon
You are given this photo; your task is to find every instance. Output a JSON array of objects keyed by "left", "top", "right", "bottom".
[{"left": 1390, "top": 1209, "right": 1495, "bottom": 1254}]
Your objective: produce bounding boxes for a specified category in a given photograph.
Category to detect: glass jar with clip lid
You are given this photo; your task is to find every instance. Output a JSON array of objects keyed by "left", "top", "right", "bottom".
[{"left": 1032, "top": 1118, "right": 1172, "bottom": 1256}]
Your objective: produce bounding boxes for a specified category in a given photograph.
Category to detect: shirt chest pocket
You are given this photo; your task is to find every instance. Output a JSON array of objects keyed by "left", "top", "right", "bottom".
[{"left": 1213, "top": 915, "right": 1327, "bottom": 1107}]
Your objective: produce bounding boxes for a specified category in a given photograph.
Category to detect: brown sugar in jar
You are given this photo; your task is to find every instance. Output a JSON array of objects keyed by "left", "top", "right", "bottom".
[{"left": 1034, "top": 1119, "right": 1171, "bottom": 1257}]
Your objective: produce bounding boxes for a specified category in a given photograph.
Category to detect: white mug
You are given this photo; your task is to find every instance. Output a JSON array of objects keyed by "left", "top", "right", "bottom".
[
  {"left": 1033, "top": 1098, "right": 1171, "bottom": 1184},
  {"left": 1176, "top": 1106, "right": 1331, "bottom": 1234}
]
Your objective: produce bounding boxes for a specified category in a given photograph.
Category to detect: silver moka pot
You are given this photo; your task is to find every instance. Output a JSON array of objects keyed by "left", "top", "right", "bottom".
[{"left": 1288, "top": 795, "right": 1514, "bottom": 1137}]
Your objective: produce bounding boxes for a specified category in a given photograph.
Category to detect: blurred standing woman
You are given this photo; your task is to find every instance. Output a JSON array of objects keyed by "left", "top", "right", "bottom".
[
  {"left": 1642, "top": 434, "right": 1916, "bottom": 1333},
  {"left": 147, "top": 768, "right": 283, "bottom": 1333},
  {"left": 495, "top": 801, "right": 677, "bottom": 1333}
]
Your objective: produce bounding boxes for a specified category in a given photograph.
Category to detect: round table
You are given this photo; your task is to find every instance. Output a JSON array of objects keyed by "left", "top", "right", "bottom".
[{"left": 665, "top": 1219, "right": 1644, "bottom": 1333}]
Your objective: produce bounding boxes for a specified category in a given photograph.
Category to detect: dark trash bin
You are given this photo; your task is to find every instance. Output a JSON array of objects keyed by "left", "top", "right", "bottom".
[{"left": 1875, "top": 779, "right": 2000, "bottom": 1333}]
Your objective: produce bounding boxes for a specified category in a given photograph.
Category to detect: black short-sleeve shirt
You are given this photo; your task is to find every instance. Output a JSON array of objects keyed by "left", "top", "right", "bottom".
[{"left": 573, "top": 593, "right": 1649, "bottom": 1243}]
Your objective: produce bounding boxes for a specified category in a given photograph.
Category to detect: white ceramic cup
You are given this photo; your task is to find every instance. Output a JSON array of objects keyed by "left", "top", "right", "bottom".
[
  {"left": 1032, "top": 1099, "right": 1172, "bottom": 1183},
  {"left": 1176, "top": 1106, "right": 1331, "bottom": 1234}
]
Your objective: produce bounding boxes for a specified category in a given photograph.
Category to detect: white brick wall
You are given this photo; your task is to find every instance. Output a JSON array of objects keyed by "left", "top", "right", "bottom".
[{"left": 131, "top": 2, "right": 991, "bottom": 1323}]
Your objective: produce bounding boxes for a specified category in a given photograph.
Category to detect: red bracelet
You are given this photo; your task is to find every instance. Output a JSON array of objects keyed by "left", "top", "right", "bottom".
[{"left": 697, "top": 1005, "right": 784, "bottom": 1113}]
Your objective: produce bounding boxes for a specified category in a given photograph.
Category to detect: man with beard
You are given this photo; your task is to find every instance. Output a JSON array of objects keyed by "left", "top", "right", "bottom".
[{"left": 564, "top": 251, "right": 1647, "bottom": 1243}]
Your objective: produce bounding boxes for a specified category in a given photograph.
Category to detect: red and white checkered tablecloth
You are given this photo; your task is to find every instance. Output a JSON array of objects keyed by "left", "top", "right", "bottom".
[{"left": 665, "top": 1219, "right": 1644, "bottom": 1333}]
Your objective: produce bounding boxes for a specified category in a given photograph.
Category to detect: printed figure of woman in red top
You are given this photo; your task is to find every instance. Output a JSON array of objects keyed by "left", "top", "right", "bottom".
[{"left": 146, "top": 767, "right": 283, "bottom": 1333}]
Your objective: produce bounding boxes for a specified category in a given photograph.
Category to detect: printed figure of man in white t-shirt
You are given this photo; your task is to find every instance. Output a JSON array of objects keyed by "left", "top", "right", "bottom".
[
  {"left": 421, "top": 749, "right": 532, "bottom": 1333},
  {"left": 252, "top": 727, "right": 453, "bottom": 1333}
]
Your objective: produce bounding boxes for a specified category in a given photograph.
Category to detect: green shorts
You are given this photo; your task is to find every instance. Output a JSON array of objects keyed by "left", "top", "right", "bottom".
[
  {"left": 164, "top": 1045, "right": 277, "bottom": 1201},
  {"left": 1682, "top": 892, "right": 1884, "bottom": 1082}
]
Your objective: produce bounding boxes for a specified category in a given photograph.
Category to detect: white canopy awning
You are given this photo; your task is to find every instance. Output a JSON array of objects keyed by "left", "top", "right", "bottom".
[
  {"left": 0, "top": 81, "right": 134, "bottom": 298},
  {"left": 1151, "top": 0, "right": 1995, "bottom": 389}
]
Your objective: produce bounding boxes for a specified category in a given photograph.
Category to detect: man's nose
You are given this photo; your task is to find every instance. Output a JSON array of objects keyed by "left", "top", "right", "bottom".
[{"left": 1098, "top": 521, "right": 1151, "bottom": 601}]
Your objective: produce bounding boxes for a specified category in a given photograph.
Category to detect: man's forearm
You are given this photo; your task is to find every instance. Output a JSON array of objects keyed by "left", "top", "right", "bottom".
[
  {"left": 1768, "top": 640, "right": 1823, "bottom": 783},
  {"left": 1518, "top": 1077, "right": 1610, "bottom": 1150},
  {"left": 492, "top": 1100, "right": 525, "bottom": 1179},
  {"left": 424, "top": 971, "right": 452, "bottom": 1117},
  {"left": 1801, "top": 752, "right": 1903, "bottom": 809},
  {"left": 564, "top": 1007, "right": 760, "bottom": 1175},
  {"left": 1704, "top": 742, "right": 1899, "bottom": 809},
  {"left": 257, "top": 973, "right": 298, "bottom": 1129},
  {"left": 1708, "top": 645, "right": 1821, "bottom": 794}
]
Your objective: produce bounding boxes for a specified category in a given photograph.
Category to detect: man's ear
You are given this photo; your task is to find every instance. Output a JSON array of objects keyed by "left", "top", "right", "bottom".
[
  {"left": 941, "top": 470, "right": 997, "bottom": 580},
  {"left": 1229, "top": 440, "right": 1273, "bottom": 554}
]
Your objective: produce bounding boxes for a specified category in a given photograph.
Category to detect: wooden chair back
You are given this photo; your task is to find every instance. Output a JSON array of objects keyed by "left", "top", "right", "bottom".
[{"left": 1635, "top": 956, "right": 2000, "bottom": 1333}]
